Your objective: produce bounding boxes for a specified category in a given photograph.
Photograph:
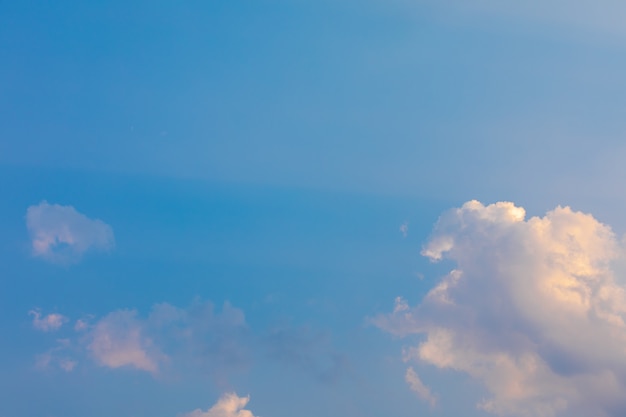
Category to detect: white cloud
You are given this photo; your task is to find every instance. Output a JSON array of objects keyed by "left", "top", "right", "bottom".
[
  {"left": 405, "top": 367, "right": 437, "bottom": 407},
  {"left": 29, "top": 310, "right": 68, "bottom": 332},
  {"left": 25, "top": 201, "right": 114, "bottom": 263},
  {"left": 87, "top": 310, "right": 164, "bottom": 374},
  {"left": 374, "top": 200, "right": 626, "bottom": 417},
  {"left": 180, "top": 393, "right": 257, "bottom": 417}
]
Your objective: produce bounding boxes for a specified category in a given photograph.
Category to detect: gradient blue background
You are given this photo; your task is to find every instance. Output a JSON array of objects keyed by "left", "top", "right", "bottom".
[{"left": 2, "top": 1, "right": 626, "bottom": 416}]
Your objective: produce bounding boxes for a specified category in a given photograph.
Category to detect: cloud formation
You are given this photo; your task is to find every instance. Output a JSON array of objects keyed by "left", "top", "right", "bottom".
[
  {"left": 25, "top": 201, "right": 114, "bottom": 263},
  {"left": 32, "top": 299, "right": 343, "bottom": 388},
  {"left": 33, "top": 301, "right": 249, "bottom": 377},
  {"left": 87, "top": 310, "right": 163, "bottom": 373},
  {"left": 374, "top": 200, "right": 626, "bottom": 417},
  {"left": 405, "top": 367, "right": 437, "bottom": 407},
  {"left": 180, "top": 393, "right": 257, "bottom": 417},
  {"left": 29, "top": 310, "right": 68, "bottom": 332}
]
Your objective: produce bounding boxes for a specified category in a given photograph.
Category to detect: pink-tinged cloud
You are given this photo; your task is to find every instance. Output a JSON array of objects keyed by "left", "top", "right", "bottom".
[
  {"left": 83, "top": 301, "right": 248, "bottom": 376},
  {"left": 35, "top": 300, "right": 257, "bottom": 380},
  {"left": 374, "top": 200, "right": 626, "bottom": 417},
  {"left": 180, "top": 393, "right": 257, "bottom": 417},
  {"left": 29, "top": 310, "right": 68, "bottom": 332},
  {"left": 87, "top": 310, "right": 164, "bottom": 374},
  {"left": 26, "top": 201, "right": 114, "bottom": 264},
  {"left": 405, "top": 367, "right": 437, "bottom": 407}
]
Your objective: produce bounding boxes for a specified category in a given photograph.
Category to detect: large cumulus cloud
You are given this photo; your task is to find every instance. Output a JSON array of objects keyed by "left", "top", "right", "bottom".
[{"left": 374, "top": 200, "right": 626, "bottom": 417}]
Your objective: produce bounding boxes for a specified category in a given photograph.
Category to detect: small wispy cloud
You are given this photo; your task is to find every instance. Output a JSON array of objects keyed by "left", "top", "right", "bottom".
[
  {"left": 29, "top": 309, "right": 68, "bottom": 332},
  {"left": 400, "top": 222, "right": 409, "bottom": 238},
  {"left": 405, "top": 367, "right": 437, "bottom": 407},
  {"left": 58, "top": 358, "right": 78, "bottom": 372},
  {"left": 74, "top": 316, "right": 93, "bottom": 332},
  {"left": 35, "top": 338, "right": 77, "bottom": 372},
  {"left": 180, "top": 392, "right": 257, "bottom": 417},
  {"left": 25, "top": 201, "right": 114, "bottom": 264}
]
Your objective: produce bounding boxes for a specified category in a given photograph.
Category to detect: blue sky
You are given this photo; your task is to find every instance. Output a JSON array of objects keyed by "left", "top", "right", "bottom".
[{"left": 3, "top": 1, "right": 626, "bottom": 417}]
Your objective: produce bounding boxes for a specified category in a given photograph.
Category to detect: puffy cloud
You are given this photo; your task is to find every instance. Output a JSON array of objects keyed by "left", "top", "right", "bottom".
[
  {"left": 29, "top": 310, "right": 68, "bottom": 332},
  {"left": 405, "top": 367, "right": 437, "bottom": 407},
  {"left": 87, "top": 310, "right": 164, "bottom": 374},
  {"left": 374, "top": 200, "right": 626, "bottom": 417},
  {"left": 25, "top": 201, "right": 114, "bottom": 264},
  {"left": 35, "top": 301, "right": 249, "bottom": 377},
  {"left": 180, "top": 393, "right": 257, "bottom": 417}
]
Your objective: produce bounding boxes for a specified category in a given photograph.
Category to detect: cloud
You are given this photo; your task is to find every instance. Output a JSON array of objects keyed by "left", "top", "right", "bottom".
[
  {"left": 400, "top": 222, "right": 409, "bottom": 238},
  {"left": 87, "top": 310, "right": 164, "bottom": 374},
  {"left": 25, "top": 201, "right": 114, "bottom": 264},
  {"left": 34, "top": 300, "right": 249, "bottom": 378},
  {"left": 35, "top": 338, "right": 78, "bottom": 372},
  {"left": 374, "top": 200, "right": 626, "bottom": 417},
  {"left": 34, "top": 299, "right": 343, "bottom": 386},
  {"left": 180, "top": 393, "right": 257, "bottom": 417},
  {"left": 405, "top": 367, "right": 437, "bottom": 407},
  {"left": 29, "top": 310, "right": 68, "bottom": 332}
]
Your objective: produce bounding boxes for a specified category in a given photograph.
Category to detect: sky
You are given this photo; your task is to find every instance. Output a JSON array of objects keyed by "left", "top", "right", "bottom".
[{"left": 2, "top": 1, "right": 626, "bottom": 416}]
